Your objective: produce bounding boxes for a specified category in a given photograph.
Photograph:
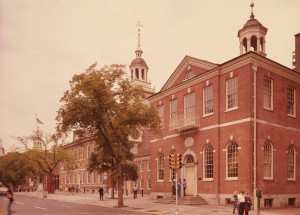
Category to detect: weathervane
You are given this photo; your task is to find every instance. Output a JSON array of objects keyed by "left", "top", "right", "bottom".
[
  {"left": 250, "top": 0, "right": 255, "bottom": 18},
  {"left": 136, "top": 21, "right": 145, "bottom": 52},
  {"left": 136, "top": 21, "right": 145, "bottom": 32}
]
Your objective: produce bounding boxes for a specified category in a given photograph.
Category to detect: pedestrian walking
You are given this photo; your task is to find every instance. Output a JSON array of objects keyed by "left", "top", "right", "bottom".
[
  {"left": 171, "top": 178, "right": 176, "bottom": 196},
  {"left": 231, "top": 191, "right": 238, "bottom": 214},
  {"left": 182, "top": 179, "right": 187, "bottom": 196},
  {"left": 133, "top": 184, "right": 138, "bottom": 199},
  {"left": 244, "top": 192, "right": 252, "bottom": 215},
  {"left": 238, "top": 191, "right": 245, "bottom": 215},
  {"left": 6, "top": 185, "right": 14, "bottom": 215},
  {"left": 98, "top": 186, "right": 104, "bottom": 201},
  {"left": 177, "top": 178, "right": 182, "bottom": 197}
]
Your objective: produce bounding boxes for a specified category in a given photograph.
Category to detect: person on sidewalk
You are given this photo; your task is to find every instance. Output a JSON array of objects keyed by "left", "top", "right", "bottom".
[
  {"left": 182, "top": 179, "right": 187, "bottom": 196},
  {"left": 237, "top": 191, "right": 245, "bottom": 215},
  {"left": 133, "top": 184, "right": 138, "bottom": 199},
  {"left": 244, "top": 192, "right": 252, "bottom": 215},
  {"left": 231, "top": 191, "right": 238, "bottom": 214},
  {"left": 6, "top": 185, "right": 14, "bottom": 215},
  {"left": 98, "top": 186, "right": 104, "bottom": 201},
  {"left": 177, "top": 179, "right": 182, "bottom": 197}
]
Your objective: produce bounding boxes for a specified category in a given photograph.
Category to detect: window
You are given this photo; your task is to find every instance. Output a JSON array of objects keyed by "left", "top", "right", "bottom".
[
  {"left": 263, "top": 141, "right": 273, "bottom": 179},
  {"left": 158, "top": 105, "right": 164, "bottom": 129},
  {"left": 226, "top": 77, "right": 238, "bottom": 110},
  {"left": 147, "top": 176, "right": 151, "bottom": 189},
  {"left": 87, "top": 172, "right": 90, "bottom": 184},
  {"left": 287, "top": 145, "right": 296, "bottom": 180},
  {"left": 264, "top": 78, "right": 273, "bottom": 110},
  {"left": 203, "top": 85, "right": 213, "bottom": 115},
  {"left": 140, "top": 162, "right": 144, "bottom": 172},
  {"left": 82, "top": 172, "right": 85, "bottom": 184},
  {"left": 157, "top": 153, "right": 164, "bottom": 181},
  {"left": 147, "top": 161, "right": 151, "bottom": 171},
  {"left": 227, "top": 141, "right": 238, "bottom": 178},
  {"left": 287, "top": 87, "right": 296, "bottom": 116},
  {"left": 170, "top": 99, "right": 177, "bottom": 127},
  {"left": 185, "top": 71, "right": 195, "bottom": 80},
  {"left": 98, "top": 173, "right": 103, "bottom": 183},
  {"left": 203, "top": 144, "right": 214, "bottom": 179},
  {"left": 184, "top": 92, "right": 195, "bottom": 120},
  {"left": 140, "top": 178, "right": 144, "bottom": 189}
]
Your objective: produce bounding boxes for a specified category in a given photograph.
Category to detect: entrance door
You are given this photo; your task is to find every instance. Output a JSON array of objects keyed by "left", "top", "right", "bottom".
[{"left": 184, "top": 155, "right": 195, "bottom": 196}]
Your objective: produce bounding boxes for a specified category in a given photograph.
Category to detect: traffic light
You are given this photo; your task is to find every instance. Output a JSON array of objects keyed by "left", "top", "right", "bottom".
[
  {"left": 177, "top": 153, "right": 182, "bottom": 169},
  {"left": 169, "top": 153, "right": 175, "bottom": 169}
]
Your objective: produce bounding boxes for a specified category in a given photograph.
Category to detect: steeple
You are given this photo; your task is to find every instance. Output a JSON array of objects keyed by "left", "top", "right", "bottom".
[
  {"left": 135, "top": 21, "right": 143, "bottom": 58},
  {"left": 238, "top": 1, "right": 268, "bottom": 56},
  {"left": 129, "top": 21, "right": 155, "bottom": 96}
]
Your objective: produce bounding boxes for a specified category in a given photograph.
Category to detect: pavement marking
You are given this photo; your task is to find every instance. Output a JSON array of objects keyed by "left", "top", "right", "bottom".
[
  {"left": 61, "top": 204, "right": 72, "bottom": 208},
  {"left": 15, "top": 201, "right": 24, "bottom": 204},
  {"left": 34, "top": 206, "right": 47, "bottom": 210}
]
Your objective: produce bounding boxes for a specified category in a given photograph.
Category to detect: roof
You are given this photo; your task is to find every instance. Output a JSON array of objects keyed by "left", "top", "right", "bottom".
[{"left": 130, "top": 57, "right": 148, "bottom": 69}]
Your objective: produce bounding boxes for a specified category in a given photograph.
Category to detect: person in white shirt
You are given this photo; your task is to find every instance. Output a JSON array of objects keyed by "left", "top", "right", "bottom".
[{"left": 238, "top": 191, "right": 245, "bottom": 215}]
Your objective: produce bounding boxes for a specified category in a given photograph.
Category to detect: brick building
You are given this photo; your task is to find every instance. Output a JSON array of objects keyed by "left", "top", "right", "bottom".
[
  {"left": 147, "top": 5, "right": 300, "bottom": 209},
  {"left": 59, "top": 4, "right": 300, "bottom": 209}
]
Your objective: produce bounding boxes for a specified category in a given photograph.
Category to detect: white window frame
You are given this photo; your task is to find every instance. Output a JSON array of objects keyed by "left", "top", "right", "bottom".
[
  {"left": 203, "top": 144, "right": 214, "bottom": 181},
  {"left": 287, "top": 87, "right": 296, "bottom": 117},
  {"left": 203, "top": 85, "right": 213, "bottom": 116},
  {"left": 226, "top": 141, "right": 238, "bottom": 180},
  {"left": 158, "top": 105, "right": 164, "bottom": 129},
  {"left": 184, "top": 92, "right": 195, "bottom": 120},
  {"left": 263, "top": 141, "right": 273, "bottom": 180},
  {"left": 170, "top": 99, "right": 177, "bottom": 127},
  {"left": 147, "top": 176, "right": 151, "bottom": 189},
  {"left": 226, "top": 77, "right": 238, "bottom": 111},
  {"left": 140, "top": 178, "right": 144, "bottom": 189},
  {"left": 140, "top": 161, "right": 144, "bottom": 172},
  {"left": 263, "top": 78, "right": 273, "bottom": 110},
  {"left": 287, "top": 145, "right": 296, "bottom": 181},
  {"left": 157, "top": 153, "right": 164, "bottom": 182}
]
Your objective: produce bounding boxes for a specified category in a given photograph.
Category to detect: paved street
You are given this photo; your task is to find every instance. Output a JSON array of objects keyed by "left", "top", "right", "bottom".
[{"left": 1, "top": 192, "right": 300, "bottom": 215}]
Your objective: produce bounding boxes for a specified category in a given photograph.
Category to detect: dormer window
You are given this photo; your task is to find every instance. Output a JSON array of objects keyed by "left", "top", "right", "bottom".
[{"left": 185, "top": 70, "right": 195, "bottom": 80}]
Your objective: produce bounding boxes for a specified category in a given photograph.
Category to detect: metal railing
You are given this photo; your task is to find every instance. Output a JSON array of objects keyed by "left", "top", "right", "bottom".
[{"left": 169, "top": 115, "right": 200, "bottom": 132}]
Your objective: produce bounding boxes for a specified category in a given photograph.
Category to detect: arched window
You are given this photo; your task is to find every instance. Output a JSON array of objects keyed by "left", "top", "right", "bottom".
[
  {"left": 227, "top": 141, "right": 238, "bottom": 178},
  {"left": 263, "top": 141, "right": 273, "bottom": 179},
  {"left": 157, "top": 153, "right": 164, "bottom": 181},
  {"left": 250, "top": 35, "right": 258, "bottom": 51},
  {"left": 186, "top": 154, "right": 194, "bottom": 164},
  {"left": 185, "top": 71, "right": 195, "bottom": 80},
  {"left": 203, "top": 144, "right": 213, "bottom": 179},
  {"left": 287, "top": 145, "right": 296, "bottom": 180},
  {"left": 242, "top": 37, "right": 247, "bottom": 52},
  {"left": 141, "top": 69, "right": 145, "bottom": 80},
  {"left": 135, "top": 68, "right": 139, "bottom": 79}
]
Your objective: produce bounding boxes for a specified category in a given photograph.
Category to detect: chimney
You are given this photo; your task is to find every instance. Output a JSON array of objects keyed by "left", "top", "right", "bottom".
[{"left": 293, "top": 33, "right": 300, "bottom": 72}]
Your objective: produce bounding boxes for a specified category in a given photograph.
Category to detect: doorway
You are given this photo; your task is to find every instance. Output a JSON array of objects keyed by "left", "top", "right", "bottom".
[{"left": 183, "top": 154, "right": 196, "bottom": 196}]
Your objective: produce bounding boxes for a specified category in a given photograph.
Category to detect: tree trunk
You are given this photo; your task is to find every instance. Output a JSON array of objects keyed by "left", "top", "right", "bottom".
[
  {"left": 117, "top": 141, "right": 124, "bottom": 207},
  {"left": 47, "top": 174, "right": 55, "bottom": 193},
  {"left": 117, "top": 161, "right": 124, "bottom": 207}
]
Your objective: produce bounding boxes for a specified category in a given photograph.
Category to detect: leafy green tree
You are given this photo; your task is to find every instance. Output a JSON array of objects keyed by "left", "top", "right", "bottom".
[
  {"left": 0, "top": 152, "right": 36, "bottom": 187},
  {"left": 56, "top": 64, "right": 160, "bottom": 207},
  {"left": 21, "top": 129, "right": 74, "bottom": 193}
]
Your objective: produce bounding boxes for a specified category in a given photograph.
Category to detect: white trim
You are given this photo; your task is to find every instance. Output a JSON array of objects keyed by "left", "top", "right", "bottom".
[{"left": 151, "top": 117, "right": 300, "bottom": 143}]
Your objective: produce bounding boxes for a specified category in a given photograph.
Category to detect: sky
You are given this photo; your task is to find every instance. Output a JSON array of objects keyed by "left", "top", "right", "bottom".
[{"left": 1, "top": 0, "right": 300, "bottom": 151}]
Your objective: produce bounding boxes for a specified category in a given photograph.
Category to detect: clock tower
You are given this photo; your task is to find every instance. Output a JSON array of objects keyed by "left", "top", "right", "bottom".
[{"left": 129, "top": 22, "right": 155, "bottom": 97}]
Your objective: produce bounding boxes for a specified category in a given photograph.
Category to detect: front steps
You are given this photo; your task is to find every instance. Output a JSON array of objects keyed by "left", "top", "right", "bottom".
[{"left": 153, "top": 195, "right": 208, "bottom": 205}]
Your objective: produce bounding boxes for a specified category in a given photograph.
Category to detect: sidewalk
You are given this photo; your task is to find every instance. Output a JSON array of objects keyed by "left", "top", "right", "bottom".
[{"left": 15, "top": 191, "right": 300, "bottom": 215}]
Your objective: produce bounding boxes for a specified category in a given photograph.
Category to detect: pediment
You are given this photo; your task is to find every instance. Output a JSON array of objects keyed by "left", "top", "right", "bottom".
[{"left": 161, "top": 55, "right": 218, "bottom": 91}]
